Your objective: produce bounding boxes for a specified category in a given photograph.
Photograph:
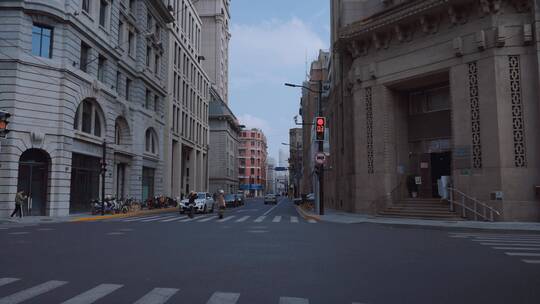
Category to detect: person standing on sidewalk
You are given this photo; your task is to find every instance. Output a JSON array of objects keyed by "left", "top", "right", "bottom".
[
  {"left": 216, "top": 190, "right": 226, "bottom": 219},
  {"left": 11, "top": 190, "right": 27, "bottom": 218}
]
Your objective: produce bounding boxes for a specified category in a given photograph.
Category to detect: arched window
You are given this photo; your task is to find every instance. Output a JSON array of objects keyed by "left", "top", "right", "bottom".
[
  {"left": 145, "top": 128, "right": 158, "bottom": 155},
  {"left": 115, "top": 122, "right": 121, "bottom": 145},
  {"left": 74, "top": 99, "right": 105, "bottom": 138}
]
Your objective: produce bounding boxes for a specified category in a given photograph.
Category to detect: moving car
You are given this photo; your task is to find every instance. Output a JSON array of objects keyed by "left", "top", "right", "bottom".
[
  {"left": 179, "top": 192, "right": 215, "bottom": 214},
  {"left": 264, "top": 193, "right": 278, "bottom": 205},
  {"left": 224, "top": 194, "right": 238, "bottom": 208},
  {"left": 236, "top": 192, "right": 245, "bottom": 205}
]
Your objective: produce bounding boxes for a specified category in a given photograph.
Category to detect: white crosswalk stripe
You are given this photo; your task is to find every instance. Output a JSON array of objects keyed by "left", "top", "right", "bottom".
[
  {"left": 307, "top": 219, "right": 317, "bottom": 223},
  {"left": 235, "top": 216, "right": 250, "bottom": 223},
  {"left": 198, "top": 216, "right": 217, "bottom": 222},
  {"left": 279, "top": 297, "right": 309, "bottom": 304},
  {"left": 61, "top": 284, "right": 123, "bottom": 304},
  {"left": 206, "top": 292, "right": 240, "bottom": 304},
  {"left": 161, "top": 216, "right": 188, "bottom": 222},
  {"left": 449, "top": 233, "right": 540, "bottom": 265},
  {"left": 254, "top": 216, "right": 266, "bottom": 223},
  {"left": 272, "top": 216, "right": 282, "bottom": 223},
  {"left": 179, "top": 216, "right": 208, "bottom": 222},
  {"left": 290, "top": 216, "right": 299, "bottom": 223},
  {"left": 141, "top": 216, "right": 178, "bottom": 222},
  {"left": 0, "top": 278, "right": 19, "bottom": 288},
  {"left": 217, "top": 216, "right": 236, "bottom": 223},
  {"left": 132, "top": 288, "right": 179, "bottom": 304},
  {"left": 0, "top": 280, "right": 68, "bottom": 304},
  {"left": 122, "top": 216, "right": 162, "bottom": 222}
]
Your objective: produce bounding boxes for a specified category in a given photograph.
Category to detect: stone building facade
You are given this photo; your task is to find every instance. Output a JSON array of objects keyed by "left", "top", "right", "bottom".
[
  {"left": 0, "top": 0, "right": 172, "bottom": 216},
  {"left": 194, "top": 0, "right": 230, "bottom": 103},
  {"left": 327, "top": 0, "right": 540, "bottom": 221},
  {"left": 238, "top": 128, "right": 267, "bottom": 197},
  {"left": 163, "top": 0, "right": 210, "bottom": 199},
  {"left": 208, "top": 88, "right": 240, "bottom": 194},
  {"left": 288, "top": 128, "right": 303, "bottom": 197}
]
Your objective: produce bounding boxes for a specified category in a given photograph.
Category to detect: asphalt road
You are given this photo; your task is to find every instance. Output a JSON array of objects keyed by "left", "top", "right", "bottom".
[{"left": 1, "top": 197, "right": 539, "bottom": 304}]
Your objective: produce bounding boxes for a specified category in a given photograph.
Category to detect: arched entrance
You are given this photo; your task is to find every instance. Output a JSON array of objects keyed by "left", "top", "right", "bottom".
[{"left": 17, "top": 149, "right": 50, "bottom": 216}]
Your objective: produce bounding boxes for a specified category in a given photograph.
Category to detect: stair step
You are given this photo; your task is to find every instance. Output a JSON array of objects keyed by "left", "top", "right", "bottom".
[
  {"left": 391, "top": 204, "right": 449, "bottom": 209},
  {"left": 378, "top": 213, "right": 462, "bottom": 220},
  {"left": 379, "top": 211, "right": 459, "bottom": 218}
]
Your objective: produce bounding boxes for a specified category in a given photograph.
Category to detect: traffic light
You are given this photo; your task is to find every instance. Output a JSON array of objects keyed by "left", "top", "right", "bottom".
[
  {"left": 0, "top": 110, "right": 11, "bottom": 138},
  {"left": 315, "top": 117, "right": 325, "bottom": 141}
]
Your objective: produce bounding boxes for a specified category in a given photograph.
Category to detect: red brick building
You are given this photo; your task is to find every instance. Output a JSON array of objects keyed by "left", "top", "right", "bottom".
[{"left": 238, "top": 128, "right": 268, "bottom": 197}]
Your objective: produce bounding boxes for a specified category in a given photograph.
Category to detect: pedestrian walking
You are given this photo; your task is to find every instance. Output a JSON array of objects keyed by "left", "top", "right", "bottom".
[
  {"left": 216, "top": 190, "right": 226, "bottom": 219},
  {"left": 11, "top": 190, "right": 27, "bottom": 218},
  {"left": 187, "top": 191, "right": 197, "bottom": 218}
]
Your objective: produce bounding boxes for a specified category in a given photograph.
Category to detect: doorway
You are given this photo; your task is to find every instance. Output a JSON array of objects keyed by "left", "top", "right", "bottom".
[
  {"left": 17, "top": 149, "right": 50, "bottom": 216},
  {"left": 431, "top": 152, "right": 451, "bottom": 198},
  {"left": 70, "top": 153, "right": 100, "bottom": 213}
]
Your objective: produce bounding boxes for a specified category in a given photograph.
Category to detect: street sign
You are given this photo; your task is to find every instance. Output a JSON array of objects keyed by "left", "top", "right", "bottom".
[{"left": 315, "top": 152, "right": 326, "bottom": 165}]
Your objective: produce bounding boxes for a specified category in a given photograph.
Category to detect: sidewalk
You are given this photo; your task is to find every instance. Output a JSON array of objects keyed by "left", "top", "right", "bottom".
[
  {"left": 0, "top": 207, "right": 178, "bottom": 225},
  {"left": 296, "top": 206, "right": 540, "bottom": 233}
]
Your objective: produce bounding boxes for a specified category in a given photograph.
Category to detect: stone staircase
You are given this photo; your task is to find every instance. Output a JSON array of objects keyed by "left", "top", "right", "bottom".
[{"left": 378, "top": 198, "right": 460, "bottom": 220}]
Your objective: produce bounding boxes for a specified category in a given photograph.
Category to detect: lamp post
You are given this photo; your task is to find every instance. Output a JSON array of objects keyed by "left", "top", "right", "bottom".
[{"left": 284, "top": 81, "right": 325, "bottom": 215}]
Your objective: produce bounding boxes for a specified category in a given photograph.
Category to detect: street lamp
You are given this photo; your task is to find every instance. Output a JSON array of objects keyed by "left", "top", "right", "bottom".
[{"left": 284, "top": 81, "right": 325, "bottom": 215}]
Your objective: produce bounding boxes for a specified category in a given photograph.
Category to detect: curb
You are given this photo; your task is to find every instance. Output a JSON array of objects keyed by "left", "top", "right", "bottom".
[
  {"left": 71, "top": 208, "right": 178, "bottom": 222},
  {"left": 295, "top": 205, "right": 320, "bottom": 222}
]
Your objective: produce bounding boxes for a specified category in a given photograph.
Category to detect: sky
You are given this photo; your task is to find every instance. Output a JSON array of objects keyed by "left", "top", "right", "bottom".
[{"left": 228, "top": 0, "right": 330, "bottom": 161}]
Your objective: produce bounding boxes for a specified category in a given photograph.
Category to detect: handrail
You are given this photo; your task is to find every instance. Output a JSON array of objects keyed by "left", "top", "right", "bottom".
[
  {"left": 371, "top": 180, "right": 403, "bottom": 213},
  {"left": 447, "top": 186, "right": 501, "bottom": 222}
]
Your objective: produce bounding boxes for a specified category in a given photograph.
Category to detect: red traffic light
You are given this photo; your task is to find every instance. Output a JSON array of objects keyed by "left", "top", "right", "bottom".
[
  {"left": 316, "top": 117, "right": 325, "bottom": 127},
  {"left": 315, "top": 117, "right": 325, "bottom": 141}
]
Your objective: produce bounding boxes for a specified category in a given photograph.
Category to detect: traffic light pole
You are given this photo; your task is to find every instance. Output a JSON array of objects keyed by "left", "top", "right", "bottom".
[{"left": 317, "top": 81, "right": 324, "bottom": 216}]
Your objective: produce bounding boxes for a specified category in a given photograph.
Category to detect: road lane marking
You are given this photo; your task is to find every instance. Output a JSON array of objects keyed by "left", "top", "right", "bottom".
[
  {"left": 254, "top": 216, "right": 266, "bottom": 223},
  {"left": 161, "top": 216, "right": 187, "bottom": 222},
  {"left": 279, "top": 297, "right": 309, "bottom": 304},
  {"left": 107, "top": 232, "right": 124, "bottom": 235},
  {"left": 522, "top": 260, "right": 540, "bottom": 264},
  {"left": 8, "top": 232, "right": 29, "bottom": 235},
  {"left": 307, "top": 219, "right": 317, "bottom": 223},
  {"left": 492, "top": 247, "right": 540, "bottom": 251},
  {"left": 272, "top": 216, "right": 282, "bottom": 223},
  {"left": 505, "top": 252, "right": 540, "bottom": 257},
  {"left": 179, "top": 216, "right": 209, "bottom": 222},
  {"left": 235, "top": 216, "right": 250, "bottom": 223},
  {"left": 122, "top": 216, "right": 162, "bottom": 222},
  {"left": 133, "top": 288, "right": 179, "bottom": 304},
  {"left": 0, "top": 280, "right": 68, "bottom": 304},
  {"left": 290, "top": 216, "right": 299, "bottom": 223},
  {"left": 198, "top": 216, "right": 217, "bottom": 222},
  {"left": 479, "top": 243, "right": 540, "bottom": 247},
  {"left": 217, "top": 216, "right": 235, "bottom": 223},
  {"left": 141, "top": 216, "right": 177, "bottom": 222},
  {"left": 61, "top": 284, "right": 123, "bottom": 304},
  {"left": 262, "top": 201, "right": 280, "bottom": 216},
  {"left": 206, "top": 292, "right": 240, "bottom": 304},
  {"left": 449, "top": 233, "right": 540, "bottom": 239},
  {"left": 473, "top": 239, "right": 540, "bottom": 244},
  {"left": 0, "top": 278, "right": 19, "bottom": 288}
]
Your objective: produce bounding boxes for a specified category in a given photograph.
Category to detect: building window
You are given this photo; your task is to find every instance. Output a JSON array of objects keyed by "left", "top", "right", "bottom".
[
  {"left": 118, "top": 20, "right": 124, "bottom": 47},
  {"left": 154, "top": 54, "right": 160, "bottom": 74},
  {"left": 147, "top": 13, "right": 153, "bottom": 31},
  {"left": 146, "top": 46, "right": 152, "bottom": 67},
  {"left": 80, "top": 42, "right": 90, "bottom": 72},
  {"left": 97, "top": 55, "right": 106, "bottom": 82},
  {"left": 154, "top": 95, "right": 159, "bottom": 112},
  {"left": 128, "top": 31, "right": 135, "bottom": 57},
  {"left": 125, "top": 78, "right": 131, "bottom": 101},
  {"left": 129, "top": 0, "right": 136, "bottom": 12},
  {"left": 99, "top": 0, "right": 109, "bottom": 28},
  {"left": 31, "top": 25, "right": 53, "bottom": 58},
  {"left": 74, "top": 99, "right": 104, "bottom": 138},
  {"left": 116, "top": 71, "right": 121, "bottom": 92},
  {"left": 82, "top": 0, "right": 91, "bottom": 13},
  {"left": 145, "top": 90, "right": 151, "bottom": 109},
  {"left": 145, "top": 128, "right": 158, "bottom": 155},
  {"left": 115, "top": 122, "right": 121, "bottom": 145},
  {"left": 250, "top": 168, "right": 255, "bottom": 175}
]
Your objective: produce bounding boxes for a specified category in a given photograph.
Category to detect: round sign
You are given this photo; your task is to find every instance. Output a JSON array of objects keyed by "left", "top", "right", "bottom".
[{"left": 315, "top": 152, "right": 326, "bottom": 165}]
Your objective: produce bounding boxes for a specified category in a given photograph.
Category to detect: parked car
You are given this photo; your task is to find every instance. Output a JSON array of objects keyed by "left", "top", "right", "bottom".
[
  {"left": 179, "top": 192, "right": 215, "bottom": 214},
  {"left": 293, "top": 197, "right": 303, "bottom": 205},
  {"left": 264, "top": 193, "right": 277, "bottom": 205},
  {"left": 306, "top": 193, "right": 315, "bottom": 202}
]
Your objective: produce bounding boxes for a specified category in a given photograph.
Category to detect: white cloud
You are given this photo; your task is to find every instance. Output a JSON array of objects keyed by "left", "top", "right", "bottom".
[
  {"left": 237, "top": 114, "right": 272, "bottom": 134},
  {"left": 231, "top": 17, "right": 327, "bottom": 86}
]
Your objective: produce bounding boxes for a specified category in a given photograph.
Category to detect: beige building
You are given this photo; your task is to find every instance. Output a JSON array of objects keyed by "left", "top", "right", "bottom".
[
  {"left": 194, "top": 0, "right": 231, "bottom": 104},
  {"left": 164, "top": 0, "right": 210, "bottom": 198},
  {"left": 326, "top": 0, "right": 540, "bottom": 221}
]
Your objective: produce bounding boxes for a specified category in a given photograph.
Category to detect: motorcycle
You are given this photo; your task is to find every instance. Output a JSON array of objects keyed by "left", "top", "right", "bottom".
[{"left": 91, "top": 196, "right": 119, "bottom": 215}]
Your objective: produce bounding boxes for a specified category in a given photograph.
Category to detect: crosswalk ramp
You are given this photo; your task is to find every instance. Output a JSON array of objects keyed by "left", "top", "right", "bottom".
[
  {"left": 449, "top": 232, "right": 540, "bottom": 264},
  {"left": 110, "top": 214, "right": 317, "bottom": 224},
  {"left": 0, "top": 278, "right": 357, "bottom": 303}
]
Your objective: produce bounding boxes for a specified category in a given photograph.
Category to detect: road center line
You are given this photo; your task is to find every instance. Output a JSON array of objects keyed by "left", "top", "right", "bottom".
[{"left": 262, "top": 201, "right": 280, "bottom": 216}]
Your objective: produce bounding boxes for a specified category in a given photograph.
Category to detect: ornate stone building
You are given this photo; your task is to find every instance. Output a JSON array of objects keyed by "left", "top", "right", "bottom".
[
  {"left": 0, "top": 0, "right": 172, "bottom": 216},
  {"left": 164, "top": 0, "right": 210, "bottom": 199},
  {"left": 328, "top": 0, "right": 540, "bottom": 221}
]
